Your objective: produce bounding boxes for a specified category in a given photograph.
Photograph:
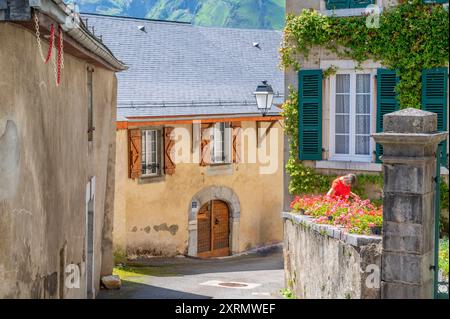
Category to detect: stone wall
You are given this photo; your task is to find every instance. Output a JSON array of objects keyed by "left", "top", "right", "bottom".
[{"left": 282, "top": 212, "right": 382, "bottom": 299}]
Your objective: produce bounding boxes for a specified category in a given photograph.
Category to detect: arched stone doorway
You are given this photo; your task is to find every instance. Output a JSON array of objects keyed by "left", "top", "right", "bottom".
[{"left": 188, "top": 186, "right": 240, "bottom": 257}]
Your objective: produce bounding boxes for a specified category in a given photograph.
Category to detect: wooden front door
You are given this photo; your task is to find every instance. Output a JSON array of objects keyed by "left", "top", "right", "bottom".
[{"left": 197, "top": 200, "right": 230, "bottom": 258}]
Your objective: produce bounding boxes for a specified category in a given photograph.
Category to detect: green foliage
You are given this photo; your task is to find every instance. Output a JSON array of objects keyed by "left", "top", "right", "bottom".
[
  {"left": 283, "top": 87, "right": 331, "bottom": 195},
  {"left": 352, "top": 174, "right": 384, "bottom": 202},
  {"left": 280, "top": 288, "right": 296, "bottom": 299},
  {"left": 280, "top": 0, "right": 449, "bottom": 109},
  {"left": 283, "top": 86, "right": 447, "bottom": 234},
  {"left": 441, "top": 180, "right": 449, "bottom": 210},
  {"left": 439, "top": 237, "right": 449, "bottom": 279}
]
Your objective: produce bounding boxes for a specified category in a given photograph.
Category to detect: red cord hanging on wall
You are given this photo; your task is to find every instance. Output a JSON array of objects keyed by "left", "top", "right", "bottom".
[
  {"left": 35, "top": 12, "right": 64, "bottom": 87},
  {"left": 56, "top": 26, "right": 63, "bottom": 86},
  {"left": 44, "top": 24, "right": 55, "bottom": 63}
]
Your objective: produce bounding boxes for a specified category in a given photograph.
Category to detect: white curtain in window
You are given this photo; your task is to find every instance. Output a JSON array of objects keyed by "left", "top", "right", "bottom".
[
  {"left": 212, "top": 123, "right": 224, "bottom": 163},
  {"left": 355, "top": 74, "right": 371, "bottom": 155},
  {"left": 335, "top": 74, "right": 350, "bottom": 154},
  {"left": 142, "top": 130, "right": 158, "bottom": 176},
  {"left": 212, "top": 123, "right": 232, "bottom": 163}
]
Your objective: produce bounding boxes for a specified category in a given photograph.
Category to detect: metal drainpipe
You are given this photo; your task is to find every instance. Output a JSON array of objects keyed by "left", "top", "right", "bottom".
[{"left": 29, "top": 0, "right": 127, "bottom": 71}]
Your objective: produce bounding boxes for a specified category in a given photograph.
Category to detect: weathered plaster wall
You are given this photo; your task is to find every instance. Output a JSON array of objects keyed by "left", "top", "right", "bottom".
[
  {"left": 283, "top": 213, "right": 382, "bottom": 299},
  {"left": 0, "top": 23, "right": 117, "bottom": 298},
  {"left": 114, "top": 121, "right": 284, "bottom": 257}
]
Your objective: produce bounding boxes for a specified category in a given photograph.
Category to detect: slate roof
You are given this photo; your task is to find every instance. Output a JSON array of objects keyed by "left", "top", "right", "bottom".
[{"left": 83, "top": 14, "right": 284, "bottom": 121}]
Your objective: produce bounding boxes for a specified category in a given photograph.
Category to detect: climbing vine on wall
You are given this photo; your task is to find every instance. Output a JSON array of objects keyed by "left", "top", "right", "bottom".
[
  {"left": 283, "top": 88, "right": 330, "bottom": 194},
  {"left": 282, "top": 87, "right": 384, "bottom": 197},
  {"left": 283, "top": 85, "right": 447, "bottom": 213},
  {"left": 280, "top": 0, "right": 449, "bottom": 109}
]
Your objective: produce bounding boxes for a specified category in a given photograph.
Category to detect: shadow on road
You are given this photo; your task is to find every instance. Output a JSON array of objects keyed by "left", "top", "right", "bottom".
[
  {"left": 126, "top": 250, "right": 284, "bottom": 276},
  {"left": 99, "top": 280, "right": 212, "bottom": 299}
]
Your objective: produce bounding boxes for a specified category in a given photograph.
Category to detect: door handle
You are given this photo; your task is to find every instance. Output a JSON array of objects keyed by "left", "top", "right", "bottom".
[{"left": 214, "top": 218, "right": 220, "bottom": 225}]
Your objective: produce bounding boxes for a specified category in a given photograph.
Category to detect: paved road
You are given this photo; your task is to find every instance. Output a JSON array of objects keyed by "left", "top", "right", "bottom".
[{"left": 98, "top": 249, "right": 284, "bottom": 299}]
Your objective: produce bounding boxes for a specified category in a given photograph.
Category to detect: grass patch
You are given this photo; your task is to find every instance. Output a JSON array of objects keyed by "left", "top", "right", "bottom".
[
  {"left": 280, "top": 288, "right": 296, "bottom": 299},
  {"left": 113, "top": 265, "right": 177, "bottom": 281},
  {"left": 439, "top": 237, "right": 449, "bottom": 279},
  {"left": 113, "top": 249, "right": 128, "bottom": 265}
]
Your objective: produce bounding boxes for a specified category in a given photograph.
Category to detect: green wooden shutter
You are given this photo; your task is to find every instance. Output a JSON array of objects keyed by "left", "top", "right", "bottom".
[
  {"left": 298, "top": 70, "right": 323, "bottom": 161},
  {"left": 423, "top": 0, "right": 448, "bottom": 4},
  {"left": 376, "top": 69, "right": 400, "bottom": 163},
  {"left": 326, "top": 0, "right": 350, "bottom": 10},
  {"left": 422, "top": 68, "right": 448, "bottom": 167},
  {"left": 350, "top": 0, "right": 375, "bottom": 8}
]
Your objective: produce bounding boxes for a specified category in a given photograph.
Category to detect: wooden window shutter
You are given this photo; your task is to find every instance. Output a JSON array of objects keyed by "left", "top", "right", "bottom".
[
  {"left": 376, "top": 69, "right": 400, "bottom": 163},
  {"left": 163, "top": 127, "right": 176, "bottom": 175},
  {"left": 200, "top": 123, "right": 213, "bottom": 166},
  {"left": 422, "top": 68, "right": 448, "bottom": 167},
  {"left": 326, "top": 0, "right": 350, "bottom": 10},
  {"left": 298, "top": 69, "right": 323, "bottom": 161},
  {"left": 349, "top": 0, "right": 374, "bottom": 8},
  {"left": 128, "top": 129, "right": 142, "bottom": 179},
  {"left": 231, "top": 122, "right": 242, "bottom": 163}
]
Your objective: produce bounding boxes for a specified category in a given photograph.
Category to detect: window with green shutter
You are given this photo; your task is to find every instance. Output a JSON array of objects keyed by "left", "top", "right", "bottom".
[
  {"left": 326, "top": 0, "right": 350, "bottom": 9},
  {"left": 422, "top": 68, "right": 448, "bottom": 167},
  {"left": 376, "top": 68, "right": 448, "bottom": 167},
  {"left": 350, "top": 0, "right": 375, "bottom": 8},
  {"left": 326, "top": 0, "right": 375, "bottom": 10},
  {"left": 423, "top": 0, "right": 448, "bottom": 4},
  {"left": 298, "top": 70, "right": 323, "bottom": 161},
  {"left": 376, "top": 69, "right": 399, "bottom": 163}
]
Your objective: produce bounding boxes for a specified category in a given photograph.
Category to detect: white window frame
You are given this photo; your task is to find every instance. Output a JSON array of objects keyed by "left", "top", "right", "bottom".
[
  {"left": 141, "top": 129, "right": 162, "bottom": 177},
  {"left": 211, "top": 122, "right": 232, "bottom": 165},
  {"left": 329, "top": 69, "right": 376, "bottom": 163}
]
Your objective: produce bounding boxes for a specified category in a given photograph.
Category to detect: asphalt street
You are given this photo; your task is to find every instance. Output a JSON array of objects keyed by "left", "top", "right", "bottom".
[{"left": 98, "top": 249, "right": 284, "bottom": 299}]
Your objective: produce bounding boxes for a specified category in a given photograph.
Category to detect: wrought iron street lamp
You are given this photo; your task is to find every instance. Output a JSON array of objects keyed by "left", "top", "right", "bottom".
[{"left": 254, "top": 81, "right": 274, "bottom": 116}]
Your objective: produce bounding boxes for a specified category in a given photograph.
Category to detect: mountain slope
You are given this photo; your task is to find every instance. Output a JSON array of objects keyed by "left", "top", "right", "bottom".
[{"left": 69, "top": 0, "right": 285, "bottom": 30}]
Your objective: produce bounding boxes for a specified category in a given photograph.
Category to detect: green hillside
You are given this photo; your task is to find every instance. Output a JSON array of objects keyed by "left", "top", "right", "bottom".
[{"left": 68, "top": 0, "right": 285, "bottom": 30}]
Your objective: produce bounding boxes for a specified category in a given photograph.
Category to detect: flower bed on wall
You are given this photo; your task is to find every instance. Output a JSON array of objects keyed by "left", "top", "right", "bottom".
[{"left": 290, "top": 195, "right": 382, "bottom": 236}]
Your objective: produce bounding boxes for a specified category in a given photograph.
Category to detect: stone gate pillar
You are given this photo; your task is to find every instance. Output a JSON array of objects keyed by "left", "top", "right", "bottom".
[{"left": 372, "top": 108, "right": 447, "bottom": 299}]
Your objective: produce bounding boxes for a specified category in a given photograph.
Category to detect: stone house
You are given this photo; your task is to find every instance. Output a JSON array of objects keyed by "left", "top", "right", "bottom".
[
  {"left": 87, "top": 14, "right": 285, "bottom": 258},
  {"left": 284, "top": 0, "right": 448, "bottom": 184},
  {"left": 0, "top": 1, "right": 126, "bottom": 298}
]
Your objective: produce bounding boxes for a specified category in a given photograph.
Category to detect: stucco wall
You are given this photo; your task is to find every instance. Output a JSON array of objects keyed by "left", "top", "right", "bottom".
[
  {"left": 0, "top": 23, "right": 117, "bottom": 298},
  {"left": 283, "top": 212, "right": 382, "bottom": 299},
  {"left": 114, "top": 121, "right": 284, "bottom": 257}
]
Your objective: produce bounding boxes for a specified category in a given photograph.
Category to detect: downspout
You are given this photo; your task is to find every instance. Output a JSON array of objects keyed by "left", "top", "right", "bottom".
[{"left": 29, "top": 0, "right": 127, "bottom": 71}]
